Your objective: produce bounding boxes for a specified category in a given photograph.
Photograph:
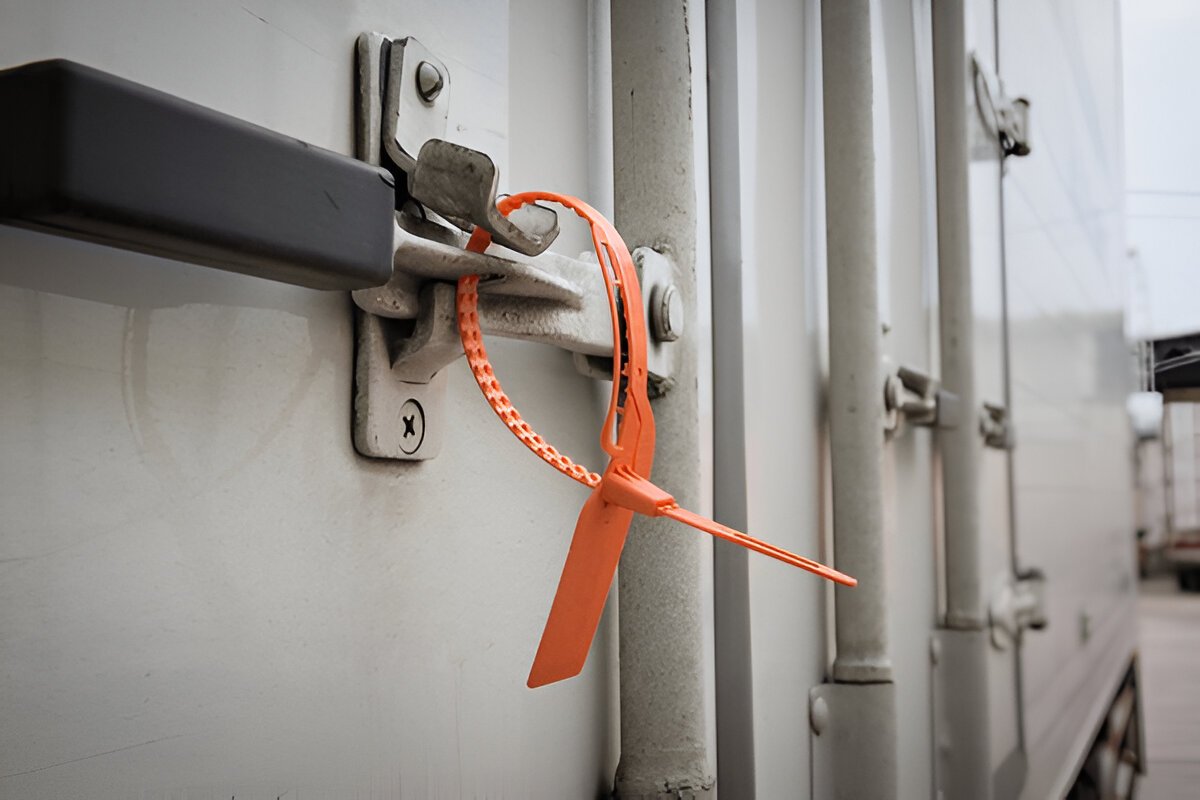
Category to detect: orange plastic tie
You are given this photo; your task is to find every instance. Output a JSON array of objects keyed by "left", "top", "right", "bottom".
[
  {"left": 458, "top": 245, "right": 601, "bottom": 490},
  {"left": 454, "top": 191, "right": 856, "bottom": 688}
]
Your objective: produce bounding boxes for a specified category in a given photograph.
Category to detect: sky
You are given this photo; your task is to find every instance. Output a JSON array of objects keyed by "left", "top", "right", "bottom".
[{"left": 1123, "top": 0, "right": 1200, "bottom": 339}]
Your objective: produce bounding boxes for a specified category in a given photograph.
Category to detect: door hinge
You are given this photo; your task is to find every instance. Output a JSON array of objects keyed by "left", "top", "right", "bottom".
[{"left": 971, "top": 53, "right": 1031, "bottom": 159}]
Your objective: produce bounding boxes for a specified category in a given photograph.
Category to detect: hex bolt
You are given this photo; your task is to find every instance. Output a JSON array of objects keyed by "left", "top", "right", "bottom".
[
  {"left": 809, "top": 694, "right": 830, "bottom": 736},
  {"left": 651, "top": 284, "right": 684, "bottom": 343},
  {"left": 398, "top": 398, "right": 426, "bottom": 455},
  {"left": 416, "top": 61, "right": 444, "bottom": 103}
]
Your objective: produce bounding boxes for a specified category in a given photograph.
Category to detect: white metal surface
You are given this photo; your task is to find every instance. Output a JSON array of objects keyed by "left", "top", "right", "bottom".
[
  {"left": 998, "top": 1, "right": 1139, "bottom": 797},
  {"left": 0, "top": 1, "right": 621, "bottom": 796},
  {"left": 0, "top": 0, "right": 1141, "bottom": 797},
  {"left": 733, "top": 0, "right": 833, "bottom": 795}
]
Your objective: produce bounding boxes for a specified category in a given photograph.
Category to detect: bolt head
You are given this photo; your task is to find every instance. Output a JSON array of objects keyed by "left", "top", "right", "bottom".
[
  {"left": 416, "top": 61, "right": 444, "bottom": 103},
  {"left": 651, "top": 284, "right": 684, "bottom": 343},
  {"left": 810, "top": 695, "right": 830, "bottom": 735},
  {"left": 398, "top": 399, "right": 426, "bottom": 455}
]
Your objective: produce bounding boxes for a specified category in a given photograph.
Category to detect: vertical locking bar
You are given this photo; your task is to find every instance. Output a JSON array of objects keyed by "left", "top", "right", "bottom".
[
  {"left": 818, "top": 0, "right": 899, "bottom": 796},
  {"left": 612, "top": 1, "right": 717, "bottom": 796}
]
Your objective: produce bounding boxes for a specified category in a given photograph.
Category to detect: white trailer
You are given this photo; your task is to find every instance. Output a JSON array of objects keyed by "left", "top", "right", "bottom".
[
  {"left": 0, "top": 0, "right": 1142, "bottom": 797},
  {"left": 1148, "top": 359, "right": 1200, "bottom": 588}
]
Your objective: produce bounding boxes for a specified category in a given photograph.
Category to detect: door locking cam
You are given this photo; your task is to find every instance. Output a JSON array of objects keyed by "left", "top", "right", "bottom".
[{"left": 883, "top": 364, "right": 961, "bottom": 434}]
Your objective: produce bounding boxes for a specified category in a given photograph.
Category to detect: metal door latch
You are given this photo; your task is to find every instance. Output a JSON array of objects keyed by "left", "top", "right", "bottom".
[
  {"left": 989, "top": 568, "right": 1047, "bottom": 650},
  {"left": 980, "top": 402, "right": 1014, "bottom": 450},
  {"left": 883, "top": 365, "right": 961, "bottom": 433},
  {"left": 351, "top": 33, "right": 680, "bottom": 461},
  {"left": 971, "top": 53, "right": 1031, "bottom": 159}
]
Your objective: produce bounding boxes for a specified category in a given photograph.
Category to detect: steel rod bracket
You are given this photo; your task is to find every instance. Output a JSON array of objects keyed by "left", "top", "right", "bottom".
[
  {"left": 883, "top": 363, "right": 961, "bottom": 434},
  {"left": 989, "top": 567, "right": 1048, "bottom": 649},
  {"left": 980, "top": 401, "right": 1015, "bottom": 449}
]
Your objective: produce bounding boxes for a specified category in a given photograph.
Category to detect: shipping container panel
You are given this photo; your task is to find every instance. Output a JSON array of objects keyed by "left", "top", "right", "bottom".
[
  {"left": 998, "top": 1, "right": 1139, "bottom": 796},
  {"left": 0, "top": 1, "right": 622, "bottom": 797}
]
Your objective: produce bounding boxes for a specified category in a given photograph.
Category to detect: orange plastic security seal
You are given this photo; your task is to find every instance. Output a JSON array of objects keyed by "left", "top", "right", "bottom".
[{"left": 456, "top": 191, "right": 856, "bottom": 688}]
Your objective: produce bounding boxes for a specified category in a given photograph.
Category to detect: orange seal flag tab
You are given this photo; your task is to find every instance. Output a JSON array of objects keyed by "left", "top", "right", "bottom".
[{"left": 455, "top": 192, "right": 856, "bottom": 688}]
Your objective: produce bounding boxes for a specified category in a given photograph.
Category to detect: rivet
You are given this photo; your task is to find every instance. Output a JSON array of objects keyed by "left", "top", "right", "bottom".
[
  {"left": 810, "top": 695, "right": 830, "bottom": 736},
  {"left": 416, "top": 61, "right": 444, "bottom": 103}
]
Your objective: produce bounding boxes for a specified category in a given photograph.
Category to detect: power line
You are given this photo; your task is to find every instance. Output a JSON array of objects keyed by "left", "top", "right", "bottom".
[{"left": 1128, "top": 189, "right": 1200, "bottom": 196}]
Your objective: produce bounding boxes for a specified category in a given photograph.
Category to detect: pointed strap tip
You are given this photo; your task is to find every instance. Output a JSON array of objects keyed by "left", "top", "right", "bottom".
[{"left": 527, "top": 663, "right": 581, "bottom": 689}]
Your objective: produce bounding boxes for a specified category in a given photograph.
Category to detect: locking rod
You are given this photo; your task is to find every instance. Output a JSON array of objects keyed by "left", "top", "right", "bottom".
[{"left": 0, "top": 59, "right": 396, "bottom": 290}]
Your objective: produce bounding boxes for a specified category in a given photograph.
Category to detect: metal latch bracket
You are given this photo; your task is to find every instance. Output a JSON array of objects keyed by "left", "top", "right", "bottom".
[
  {"left": 989, "top": 568, "right": 1047, "bottom": 649},
  {"left": 351, "top": 33, "right": 680, "bottom": 461},
  {"left": 883, "top": 363, "right": 961, "bottom": 434},
  {"left": 980, "top": 401, "right": 1015, "bottom": 450}
]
